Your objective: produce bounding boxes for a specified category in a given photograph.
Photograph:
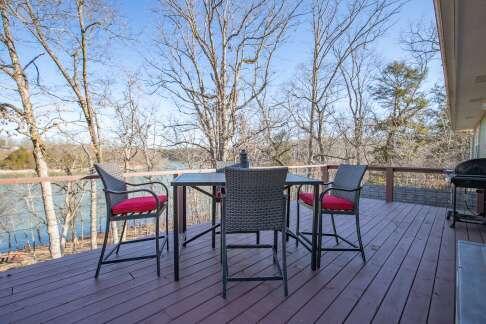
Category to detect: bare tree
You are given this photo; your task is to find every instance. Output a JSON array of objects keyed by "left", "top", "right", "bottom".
[
  {"left": 50, "top": 147, "right": 87, "bottom": 252},
  {"left": 289, "top": 0, "right": 401, "bottom": 165},
  {"left": 150, "top": 0, "right": 300, "bottom": 167},
  {"left": 111, "top": 74, "right": 158, "bottom": 172},
  {"left": 0, "top": 190, "right": 17, "bottom": 252},
  {"left": 14, "top": 0, "right": 120, "bottom": 247},
  {"left": 423, "top": 84, "right": 471, "bottom": 166},
  {"left": 113, "top": 82, "right": 141, "bottom": 171},
  {"left": 254, "top": 89, "right": 293, "bottom": 166},
  {"left": 337, "top": 48, "right": 375, "bottom": 164},
  {"left": 0, "top": 0, "right": 61, "bottom": 258},
  {"left": 401, "top": 20, "right": 439, "bottom": 65}
]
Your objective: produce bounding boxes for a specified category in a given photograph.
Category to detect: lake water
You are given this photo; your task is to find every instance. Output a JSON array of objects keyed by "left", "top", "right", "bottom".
[{"left": 0, "top": 162, "right": 185, "bottom": 253}]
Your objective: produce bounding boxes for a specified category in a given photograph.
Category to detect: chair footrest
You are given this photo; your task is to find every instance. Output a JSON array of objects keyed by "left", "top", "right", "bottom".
[
  {"left": 119, "top": 234, "right": 166, "bottom": 245},
  {"left": 105, "top": 237, "right": 168, "bottom": 261},
  {"left": 228, "top": 275, "right": 283, "bottom": 282},
  {"left": 101, "top": 254, "right": 157, "bottom": 264},
  {"left": 301, "top": 231, "right": 358, "bottom": 248},
  {"left": 319, "top": 247, "right": 361, "bottom": 252},
  {"left": 227, "top": 244, "right": 273, "bottom": 249}
]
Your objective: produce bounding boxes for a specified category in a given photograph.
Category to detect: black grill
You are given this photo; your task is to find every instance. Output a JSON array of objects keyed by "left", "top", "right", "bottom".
[{"left": 448, "top": 158, "right": 486, "bottom": 227}]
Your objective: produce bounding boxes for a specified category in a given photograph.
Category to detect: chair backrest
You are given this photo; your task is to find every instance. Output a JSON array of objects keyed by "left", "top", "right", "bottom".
[
  {"left": 223, "top": 167, "right": 288, "bottom": 233},
  {"left": 94, "top": 163, "right": 127, "bottom": 207},
  {"left": 332, "top": 164, "right": 368, "bottom": 202},
  {"left": 216, "top": 163, "right": 241, "bottom": 173}
]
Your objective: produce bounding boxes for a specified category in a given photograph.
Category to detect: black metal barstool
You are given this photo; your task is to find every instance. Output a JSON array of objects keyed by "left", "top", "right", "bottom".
[
  {"left": 296, "top": 164, "right": 368, "bottom": 267},
  {"left": 94, "top": 163, "right": 169, "bottom": 277}
]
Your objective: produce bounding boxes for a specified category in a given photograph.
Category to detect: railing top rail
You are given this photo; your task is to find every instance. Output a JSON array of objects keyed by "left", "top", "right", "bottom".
[
  {"left": 325, "top": 165, "right": 445, "bottom": 173},
  {"left": 0, "top": 163, "right": 446, "bottom": 185}
]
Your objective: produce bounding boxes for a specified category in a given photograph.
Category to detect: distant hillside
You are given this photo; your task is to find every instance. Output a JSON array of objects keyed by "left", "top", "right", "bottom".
[
  {"left": 0, "top": 147, "right": 35, "bottom": 170},
  {"left": 0, "top": 143, "right": 184, "bottom": 173}
]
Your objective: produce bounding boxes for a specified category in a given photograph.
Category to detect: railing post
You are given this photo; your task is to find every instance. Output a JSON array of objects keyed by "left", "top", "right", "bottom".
[
  {"left": 385, "top": 167, "right": 394, "bottom": 203},
  {"left": 173, "top": 173, "right": 184, "bottom": 234},
  {"left": 320, "top": 165, "right": 329, "bottom": 183}
]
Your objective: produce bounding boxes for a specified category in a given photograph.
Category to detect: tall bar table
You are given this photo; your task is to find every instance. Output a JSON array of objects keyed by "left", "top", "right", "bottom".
[{"left": 171, "top": 171, "right": 321, "bottom": 281}]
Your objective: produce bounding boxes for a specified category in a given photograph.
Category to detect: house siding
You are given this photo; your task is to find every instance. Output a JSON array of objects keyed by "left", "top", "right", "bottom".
[{"left": 472, "top": 115, "right": 486, "bottom": 158}]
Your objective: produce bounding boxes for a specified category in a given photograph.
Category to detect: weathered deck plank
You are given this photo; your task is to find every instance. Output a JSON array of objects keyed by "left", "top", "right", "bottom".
[{"left": 0, "top": 199, "right": 479, "bottom": 324}]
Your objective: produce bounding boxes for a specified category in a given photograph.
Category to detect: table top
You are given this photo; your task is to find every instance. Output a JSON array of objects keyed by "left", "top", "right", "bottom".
[{"left": 171, "top": 171, "right": 322, "bottom": 186}]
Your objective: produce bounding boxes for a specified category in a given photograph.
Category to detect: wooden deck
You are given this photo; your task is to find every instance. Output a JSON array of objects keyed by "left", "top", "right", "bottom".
[{"left": 0, "top": 198, "right": 480, "bottom": 323}]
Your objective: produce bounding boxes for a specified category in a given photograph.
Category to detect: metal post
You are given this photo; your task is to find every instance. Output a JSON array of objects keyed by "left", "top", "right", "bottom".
[
  {"left": 211, "top": 186, "right": 216, "bottom": 248},
  {"left": 385, "top": 167, "right": 394, "bottom": 203},
  {"left": 311, "top": 184, "right": 319, "bottom": 270},
  {"left": 182, "top": 186, "right": 187, "bottom": 234},
  {"left": 173, "top": 184, "right": 179, "bottom": 281},
  {"left": 321, "top": 165, "right": 329, "bottom": 183}
]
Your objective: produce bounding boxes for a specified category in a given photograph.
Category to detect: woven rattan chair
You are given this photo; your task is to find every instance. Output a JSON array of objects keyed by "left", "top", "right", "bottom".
[
  {"left": 94, "top": 163, "right": 169, "bottom": 277},
  {"left": 221, "top": 167, "right": 289, "bottom": 298},
  {"left": 296, "top": 164, "right": 367, "bottom": 264},
  {"left": 183, "top": 162, "right": 261, "bottom": 248}
]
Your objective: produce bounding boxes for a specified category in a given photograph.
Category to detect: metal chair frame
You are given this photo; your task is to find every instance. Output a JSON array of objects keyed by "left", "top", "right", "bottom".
[
  {"left": 94, "top": 164, "right": 169, "bottom": 278},
  {"left": 296, "top": 165, "right": 367, "bottom": 267}
]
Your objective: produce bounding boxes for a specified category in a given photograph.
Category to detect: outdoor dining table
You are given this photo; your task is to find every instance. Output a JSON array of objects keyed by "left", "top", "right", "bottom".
[{"left": 170, "top": 171, "right": 322, "bottom": 281}]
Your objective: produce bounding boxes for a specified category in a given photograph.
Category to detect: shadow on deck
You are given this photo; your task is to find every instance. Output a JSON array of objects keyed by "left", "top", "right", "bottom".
[{"left": 0, "top": 198, "right": 477, "bottom": 323}]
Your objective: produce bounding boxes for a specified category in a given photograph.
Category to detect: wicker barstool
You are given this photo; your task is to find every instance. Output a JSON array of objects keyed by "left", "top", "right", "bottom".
[
  {"left": 221, "top": 167, "right": 289, "bottom": 298},
  {"left": 94, "top": 163, "right": 169, "bottom": 277},
  {"left": 296, "top": 164, "right": 367, "bottom": 265},
  {"left": 183, "top": 162, "right": 261, "bottom": 248}
]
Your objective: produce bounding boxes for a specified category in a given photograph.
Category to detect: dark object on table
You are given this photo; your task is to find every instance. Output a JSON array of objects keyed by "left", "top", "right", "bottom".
[
  {"left": 296, "top": 164, "right": 368, "bottom": 267},
  {"left": 221, "top": 167, "right": 289, "bottom": 298},
  {"left": 448, "top": 158, "right": 486, "bottom": 227},
  {"left": 456, "top": 240, "right": 486, "bottom": 324},
  {"left": 239, "top": 149, "right": 249, "bottom": 168},
  {"left": 94, "top": 163, "right": 169, "bottom": 278}
]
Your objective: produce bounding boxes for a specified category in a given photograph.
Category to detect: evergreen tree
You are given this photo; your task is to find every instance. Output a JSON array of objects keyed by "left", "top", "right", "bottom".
[{"left": 370, "top": 61, "right": 428, "bottom": 165}]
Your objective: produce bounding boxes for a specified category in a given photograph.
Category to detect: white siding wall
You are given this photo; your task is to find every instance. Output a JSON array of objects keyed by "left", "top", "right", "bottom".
[{"left": 473, "top": 115, "right": 486, "bottom": 158}]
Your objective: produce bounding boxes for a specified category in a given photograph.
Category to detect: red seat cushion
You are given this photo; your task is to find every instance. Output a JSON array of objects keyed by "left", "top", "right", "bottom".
[
  {"left": 111, "top": 195, "right": 168, "bottom": 214},
  {"left": 214, "top": 188, "right": 225, "bottom": 201},
  {"left": 298, "top": 192, "right": 354, "bottom": 211}
]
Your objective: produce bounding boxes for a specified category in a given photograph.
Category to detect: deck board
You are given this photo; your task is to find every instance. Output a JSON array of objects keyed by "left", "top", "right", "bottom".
[
  {"left": 399, "top": 204, "right": 446, "bottom": 324},
  {"left": 0, "top": 198, "right": 480, "bottom": 323}
]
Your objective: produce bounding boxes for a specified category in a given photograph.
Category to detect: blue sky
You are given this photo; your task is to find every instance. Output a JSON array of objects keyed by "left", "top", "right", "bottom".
[
  {"left": 2, "top": 0, "right": 442, "bottom": 143},
  {"left": 118, "top": 0, "right": 440, "bottom": 81},
  {"left": 114, "top": 0, "right": 442, "bottom": 113}
]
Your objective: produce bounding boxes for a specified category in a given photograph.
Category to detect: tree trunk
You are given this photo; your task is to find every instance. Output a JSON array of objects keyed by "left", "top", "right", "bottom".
[
  {"left": 0, "top": 3, "right": 61, "bottom": 258},
  {"left": 111, "top": 222, "right": 119, "bottom": 244},
  {"left": 90, "top": 179, "right": 97, "bottom": 249},
  {"left": 34, "top": 147, "right": 62, "bottom": 258},
  {"left": 60, "top": 182, "right": 74, "bottom": 252}
]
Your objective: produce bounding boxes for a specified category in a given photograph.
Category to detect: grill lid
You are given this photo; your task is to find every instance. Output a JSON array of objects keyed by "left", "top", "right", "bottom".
[{"left": 454, "top": 158, "right": 486, "bottom": 176}]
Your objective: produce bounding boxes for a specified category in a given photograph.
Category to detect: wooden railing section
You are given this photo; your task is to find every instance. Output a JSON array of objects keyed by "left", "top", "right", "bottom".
[
  {"left": 1, "top": 163, "right": 484, "bottom": 221},
  {"left": 322, "top": 165, "right": 446, "bottom": 203},
  {"left": 0, "top": 164, "right": 446, "bottom": 204}
]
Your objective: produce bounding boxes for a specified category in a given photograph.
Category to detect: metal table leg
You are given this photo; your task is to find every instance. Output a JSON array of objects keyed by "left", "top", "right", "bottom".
[
  {"left": 212, "top": 186, "right": 216, "bottom": 248},
  {"left": 173, "top": 185, "right": 179, "bottom": 281},
  {"left": 451, "top": 185, "right": 457, "bottom": 228},
  {"left": 286, "top": 186, "right": 291, "bottom": 241},
  {"left": 311, "top": 184, "right": 319, "bottom": 270}
]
